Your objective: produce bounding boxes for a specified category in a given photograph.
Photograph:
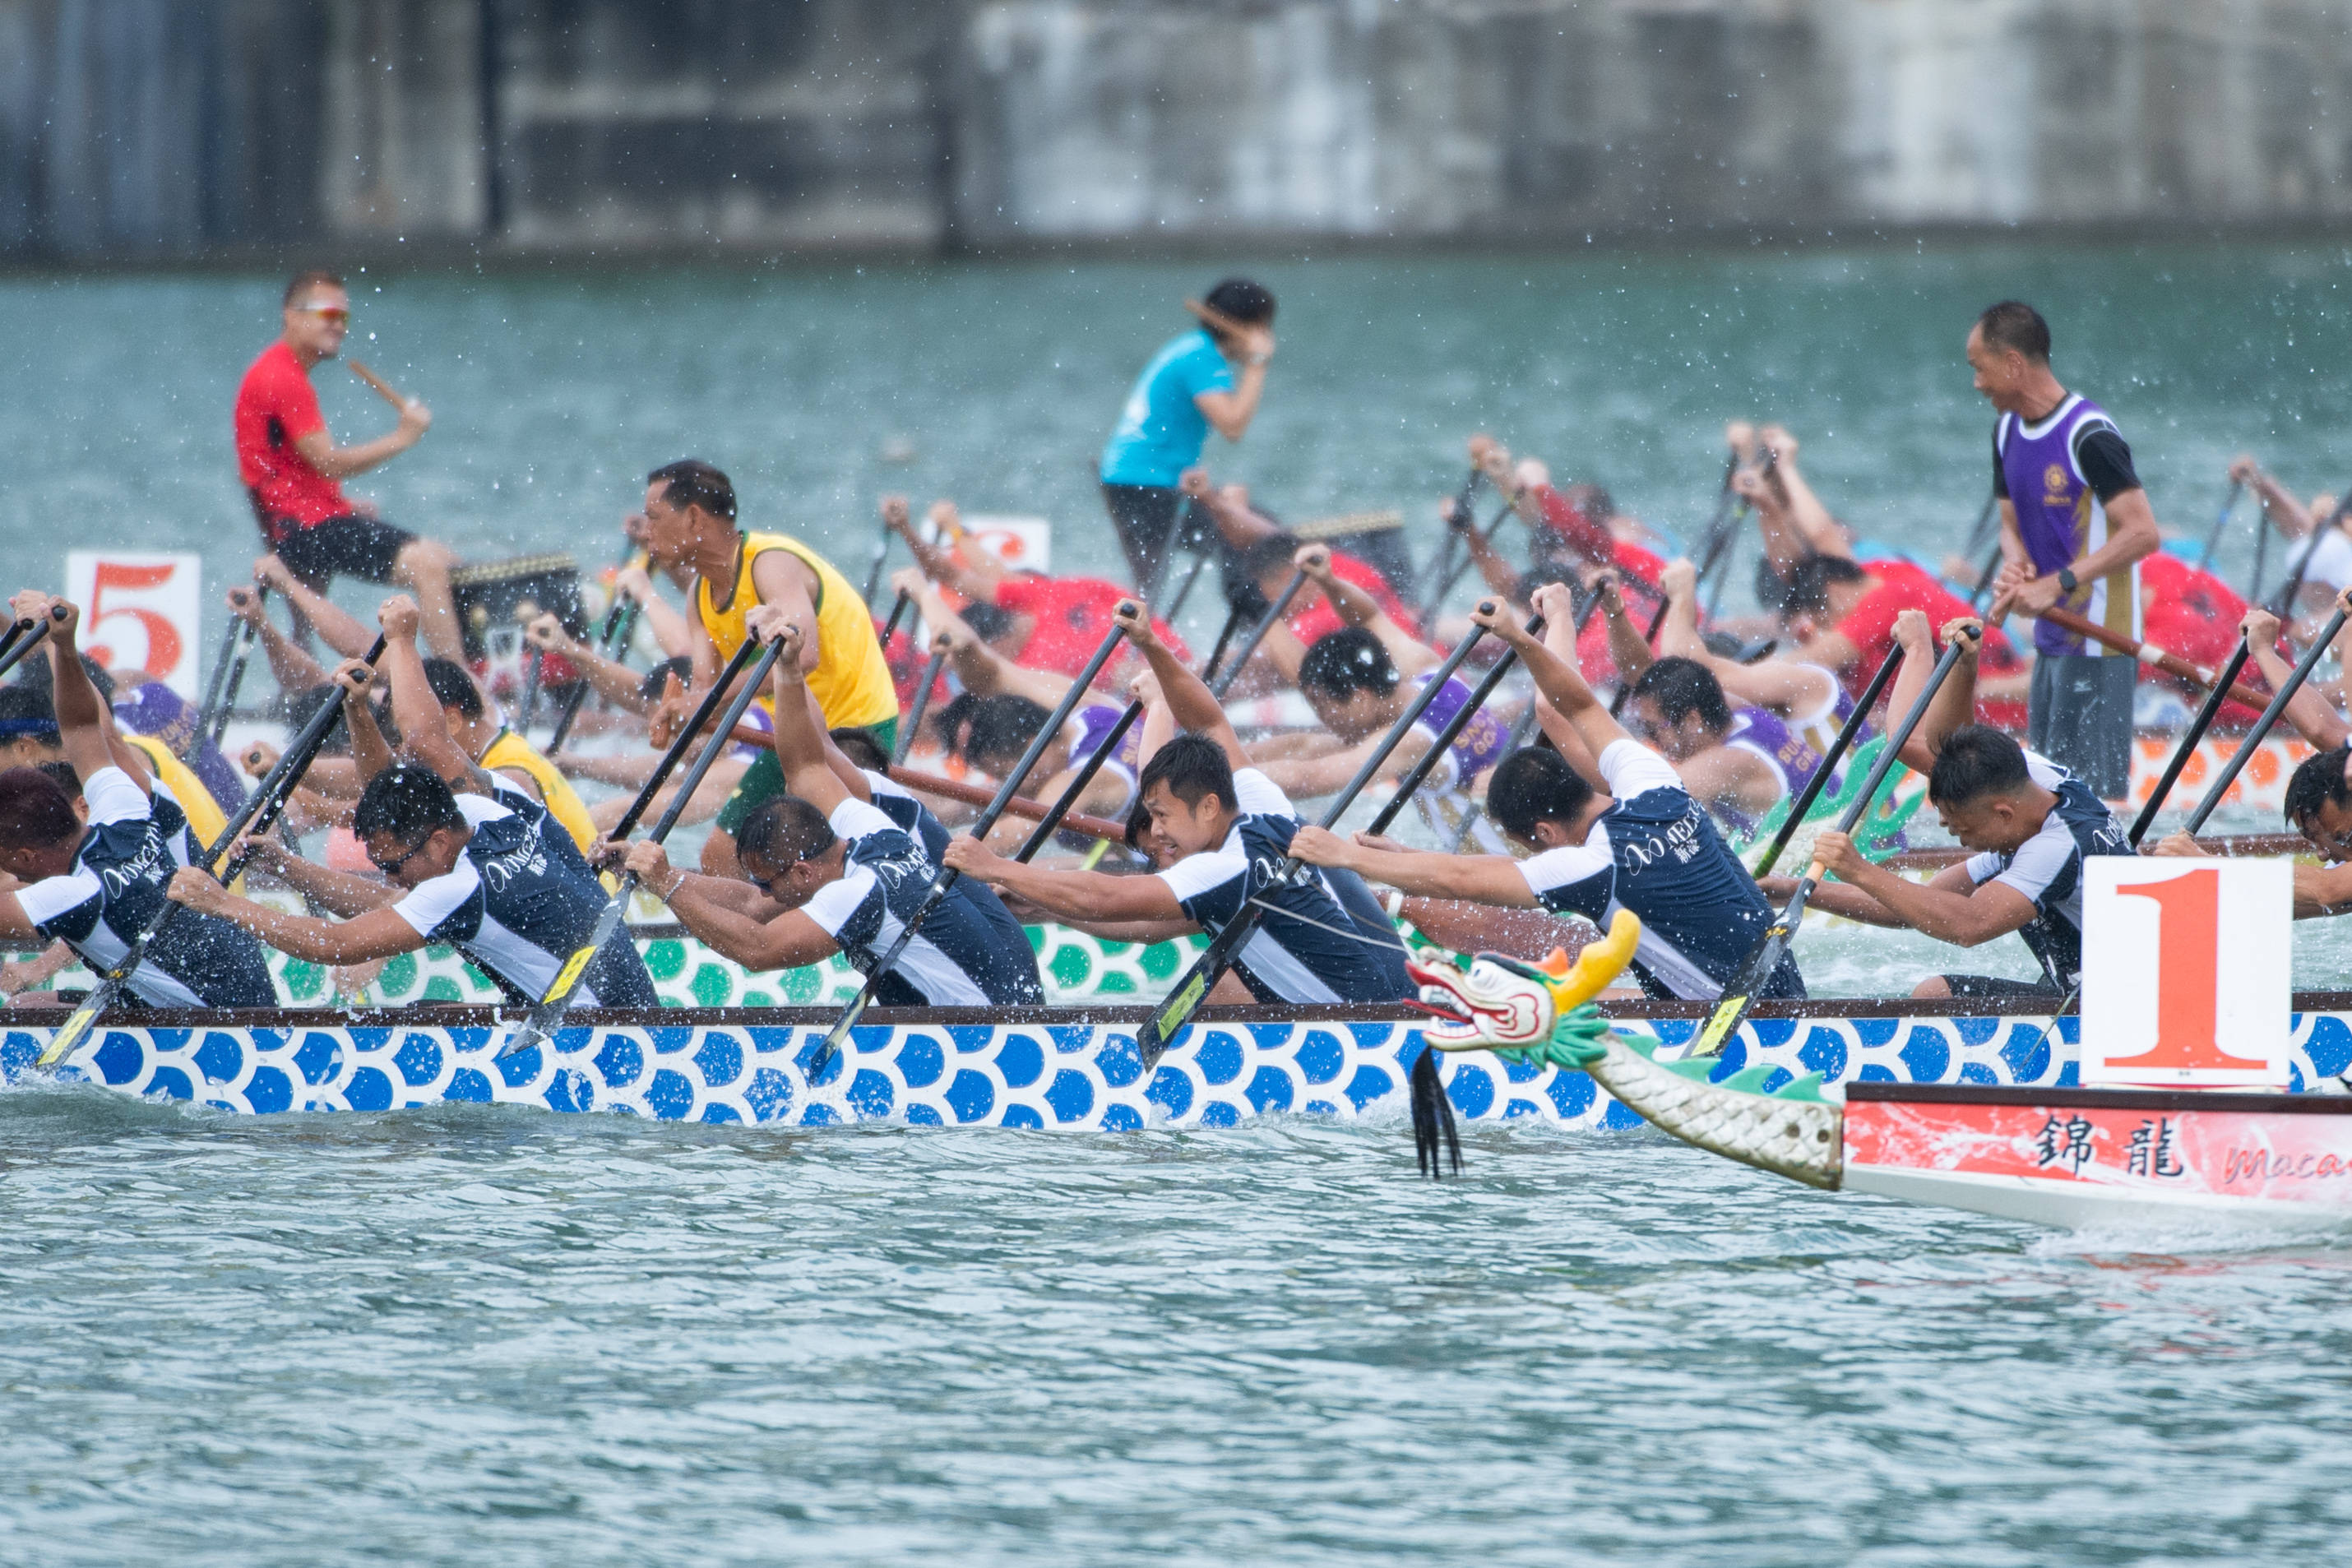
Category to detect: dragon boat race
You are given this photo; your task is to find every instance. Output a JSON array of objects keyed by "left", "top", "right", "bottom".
[{"left": 6, "top": 5, "right": 2352, "bottom": 1562}]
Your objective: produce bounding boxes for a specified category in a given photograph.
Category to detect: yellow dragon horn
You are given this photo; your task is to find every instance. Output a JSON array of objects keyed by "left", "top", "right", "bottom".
[{"left": 1549, "top": 910, "right": 1641, "bottom": 1011}]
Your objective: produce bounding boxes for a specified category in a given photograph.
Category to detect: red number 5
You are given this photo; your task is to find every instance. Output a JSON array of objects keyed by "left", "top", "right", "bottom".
[{"left": 84, "top": 562, "right": 182, "bottom": 679}]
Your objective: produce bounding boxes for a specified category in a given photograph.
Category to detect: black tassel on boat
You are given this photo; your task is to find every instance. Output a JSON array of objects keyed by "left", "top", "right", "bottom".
[{"left": 1410, "top": 1047, "right": 1461, "bottom": 1178}]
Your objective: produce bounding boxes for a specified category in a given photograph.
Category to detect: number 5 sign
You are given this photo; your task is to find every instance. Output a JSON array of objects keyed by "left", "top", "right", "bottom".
[
  {"left": 2081, "top": 858, "right": 2293, "bottom": 1088},
  {"left": 64, "top": 552, "right": 201, "bottom": 700}
]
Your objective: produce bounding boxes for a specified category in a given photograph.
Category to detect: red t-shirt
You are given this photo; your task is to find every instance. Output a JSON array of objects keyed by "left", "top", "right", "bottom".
[
  {"left": 1573, "top": 540, "right": 1668, "bottom": 685},
  {"left": 1289, "top": 552, "right": 1419, "bottom": 645},
  {"left": 1836, "top": 559, "right": 2026, "bottom": 725},
  {"left": 1531, "top": 483, "right": 1616, "bottom": 565},
  {"left": 234, "top": 341, "right": 349, "bottom": 534},
  {"left": 2139, "top": 553, "right": 2262, "bottom": 724},
  {"left": 993, "top": 574, "right": 1190, "bottom": 679}
]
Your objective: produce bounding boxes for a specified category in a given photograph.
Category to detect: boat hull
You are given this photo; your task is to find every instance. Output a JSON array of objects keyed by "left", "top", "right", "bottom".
[
  {"left": 1842, "top": 1083, "right": 2352, "bottom": 1232},
  {"left": 12, "top": 997, "right": 2352, "bottom": 1128}
]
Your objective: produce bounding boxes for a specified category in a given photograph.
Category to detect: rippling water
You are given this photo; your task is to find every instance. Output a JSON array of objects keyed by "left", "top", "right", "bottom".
[
  {"left": 8, "top": 247, "right": 2352, "bottom": 1561},
  {"left": 7, "top": 1087, "right": 2352, "bottom": 1566}
]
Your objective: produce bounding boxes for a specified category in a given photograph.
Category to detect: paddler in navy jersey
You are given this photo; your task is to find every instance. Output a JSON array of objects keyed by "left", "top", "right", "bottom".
[
  {"left": 1972, "top": 300, "right": 2161, "bottom": 799},
  {"left": 1763, "top": 611, "right": 2132, "bottom": 1001},
  {"left": 942, "top": 601, "right": 1416, "bottom": 1009},
  {"left": 1288, "top": 585, "right": 1806, "bottom": 1004}
]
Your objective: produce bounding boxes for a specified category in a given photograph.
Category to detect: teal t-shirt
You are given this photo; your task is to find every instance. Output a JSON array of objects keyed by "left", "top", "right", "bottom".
[{"left": 1099, "top": 329, "right": 1237, "bottom": 487}]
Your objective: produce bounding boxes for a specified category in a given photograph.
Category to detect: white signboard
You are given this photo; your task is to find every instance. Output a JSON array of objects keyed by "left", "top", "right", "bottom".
[
  {"left": 2080, "top": 857, "right": 2292, "bottom": 1088},
  {"left": 927, "top": 515, "right": 1051, "bottom": 575},
  {"left": 64, "top": 551, "right": 202, "bottom": 700}
]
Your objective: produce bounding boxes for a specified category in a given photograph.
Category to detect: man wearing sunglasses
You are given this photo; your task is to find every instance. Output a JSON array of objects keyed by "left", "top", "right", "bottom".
[
  {"left": 167, "top": 597, "right": 657, "bottom": 1011},
  {"left": 232, "top": 270, "right": 465, "bottom": 662}
]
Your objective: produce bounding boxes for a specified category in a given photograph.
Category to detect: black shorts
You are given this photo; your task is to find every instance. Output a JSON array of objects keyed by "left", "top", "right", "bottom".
[
  {"left": 1100, "top": 483, "right": 1213, "bottom": 595},
  {"left": 1939, "top": 974, "right": 2065, "bottom": 1002},
  {"left": 272, "top": 514, "right": 417, "bottom": 590}
]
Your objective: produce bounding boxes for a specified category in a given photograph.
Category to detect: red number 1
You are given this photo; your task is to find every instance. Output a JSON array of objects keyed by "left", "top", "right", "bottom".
[{"left": 2109, "top": 867, "right": 2244, "bottom": 1072}]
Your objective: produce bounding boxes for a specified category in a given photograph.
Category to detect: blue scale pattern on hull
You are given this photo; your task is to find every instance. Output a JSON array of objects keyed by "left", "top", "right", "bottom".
[{"left": 7, "top": 1012, "right": 2345, "bottom": 1127}]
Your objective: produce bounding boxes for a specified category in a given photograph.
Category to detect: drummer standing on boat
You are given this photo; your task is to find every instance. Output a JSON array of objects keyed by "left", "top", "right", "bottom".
[
  {"left": 233, "top": 271, "right": 466, "bottom": 663},
  {"left": 1099, "top": 280, "right": 1277, "bottom": 599},
  {"left": 1974, "top": 301, "right": 2160, "bottom": 799}
]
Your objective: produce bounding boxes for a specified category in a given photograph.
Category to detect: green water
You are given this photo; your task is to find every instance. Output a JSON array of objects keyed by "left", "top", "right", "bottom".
[{"left": 6, "top": 245, "right": 2352, "bottom": 1565}]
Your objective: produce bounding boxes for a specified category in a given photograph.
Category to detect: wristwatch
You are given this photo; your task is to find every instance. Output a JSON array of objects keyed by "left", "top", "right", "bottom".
[{"left": 2056, "top": 567, "right": 2079, "bottom": 595}]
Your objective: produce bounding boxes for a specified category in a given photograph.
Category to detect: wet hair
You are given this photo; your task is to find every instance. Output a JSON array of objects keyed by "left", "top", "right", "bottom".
[
  {"left": 1239, "top": 534, "right": 1303, "bottom": 584},
  {"left": 1486, "top": 747, "right": 1595, "bottom": 840},
  {"left": 353, "top": 764, "right": 465, "bottom": 845},
  {"left": 930, "top": 689, "right": 979, "bottom": 752},
  {"left": 961, "top": 602, "right": 1016, "bottom": 643},
  {"left": 284, "top": 269, "right": 345, "bottom": 307},
  {"left": 1298, "top": 627, "right": 1399, "bottom": 701},
  {"left": 1926, "top": 726, "right": 2032, "bottom": 807},
  {"left": 1202, "top": 277, "right": 1276, "bottom": 326},
  {"left": 421, "top": 657, "right": 483, "bottom": 719},
  {"left": 0, "top": 686, "right": 60, "bottom": 749},
  {"left": 828, "top": 726, "right": 889, "bottom": 772},
  {"left": 1137, "top": 733, "right": 1239, "bottom": 816},
  {"left": 2285, "top": 745, "right": 2352, "bottom": 830},
  {"left": 0, "top": 765, "right": 80, "bottom": 853},
  {"left": 1976, "top": 300, "right": 2051, "bottom": 363},
  {"left": 736, "top": 793, "right": 836, "bottom": 871},
  {"left": 277, "top": 683, "right": 351, "bottom": 752},
  {"left": 35, "top": 760, "right": 80, "bottom": 798},
  {"left": 637, "top": 654, "right": 693, "bottom": 705},
  {"left": 646, "top": 459, "right": 736, "bottom": 523},
  {"left": 1782, "top": 553, "right": 1867, "bottom": 616},
  {"left": 963, "top": 695, "right": 1051, "bottom": 770},
  {"left": 1630, "top": 656, "right": 1732, "bottom": 734}
]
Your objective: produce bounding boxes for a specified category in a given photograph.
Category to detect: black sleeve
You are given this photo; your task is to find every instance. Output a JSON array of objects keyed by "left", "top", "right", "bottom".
[
  {"left": 1990, "top": 423, "right": 2009, "bottom": 499},
  {"left": 2075, "top": 427, "right": 2141, "bottom": 503}
]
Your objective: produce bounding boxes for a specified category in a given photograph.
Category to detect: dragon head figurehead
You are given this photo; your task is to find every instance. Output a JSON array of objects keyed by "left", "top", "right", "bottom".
[{"left": 1405, "top": 910, "right": 1641, "bottom": 1063}]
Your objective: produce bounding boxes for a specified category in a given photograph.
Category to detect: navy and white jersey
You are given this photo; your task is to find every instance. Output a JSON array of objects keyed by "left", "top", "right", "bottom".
[
  {"left": 855, "top": 770, "right": 1035, "bottom": 958},
  {"left": 805, "top": 798, "right": 1045, "bottom": 1006},
  {"left": 390, "top": 785, "right": 656, "bottom": 1009},
  {"left": 1961, "top": 750, "right": 2130, "bottom": 988},
  {"left": 14, "top": 767, "right": 275, "bottom": 1008},
  {"left": 1157, "top": 769, "right": 1414, "bottom": 1005},
  {"left": 1516, "top": 740, "right": 1804, "bottom": 1002}
]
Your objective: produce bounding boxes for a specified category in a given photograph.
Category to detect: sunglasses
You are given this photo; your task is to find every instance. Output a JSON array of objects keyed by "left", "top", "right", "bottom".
[
  {"left": 368, "top": 838, "right": 430, "bottom": 877},
  {"left": 296, "top": 304, "right": 350, "bottom": 325}
]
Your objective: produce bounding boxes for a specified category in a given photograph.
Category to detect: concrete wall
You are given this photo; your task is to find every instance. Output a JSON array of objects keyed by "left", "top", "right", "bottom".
[{"left": 1, "top": 0, "right": 2345, "bottom": 260}]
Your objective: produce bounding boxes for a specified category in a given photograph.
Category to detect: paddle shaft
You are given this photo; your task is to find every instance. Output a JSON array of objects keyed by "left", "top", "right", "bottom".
[
  {"left": 2183, "top": 602, "right": 2350, "bottom": 837},
  {"left": 1208, "top": 568, "right": 1308, "bottom": 699},
  {"left": 0, "top": 616, "right": 53, "bottom": 683},
  {"left": 544, "top": 572, "right": 646, "bottom": 754},
  {"left": 877, "top": 588, "right": 914, "bottom": 649},
  {"left": 1163, "top": 547, "right": 1214, "bottom": 626},
  {"left": 38, "top": 634, "right": 387, "bottom": 1069},
  {"left": 2198, "top": 479, "right": 2243, "bottom": 570},
  {"left": 1419, "top": 465, "right": 1484, "bottom": 614},
  {"left": 2128, "top": 634, "right": 2252, "bottom": 846},
  {"left": 895, "top": 641, "right": 949, "bottom": 765},
  {"left": 1010, "top": 699, "right": 1143, "bottom": 862},
  {"left": 2029, "top": 603, "right": 2268, "bottom": 710},
  {"left": 610, "top": 633, "right": 774, "bottom": 845},
  {"left": 860, "top": 521, "right": 893, "bottom": 606},
  {"left": 1692, "top": 629, "right": 1978, "bottom": 1057},
  {"left": 208, "top": 584, "right": 273, "bottom": 748},
  {"left": 1197, "top": 601, "right": 1248, "bottom": 683},
  {"left": 1138, "top": 619, "right": 1493, "bottom": 1066},
  {"left": 1427, "top": 497, "right": 1516, "bottom": 616},
  {"left": 1366, "top": 612, "right": 1545, "bottom": 839},
  {"left": 809, "top": 623, "right": 1133, "bottom": 1071},
  {"left": 192, "top": 597, "right": 252, "bottom": 756},
  {"left": 347, "top": 359, "right": 409, "bottom": 409},
  {"left": 1750, "top": 642, "right": 1906, "bottom": 881}
]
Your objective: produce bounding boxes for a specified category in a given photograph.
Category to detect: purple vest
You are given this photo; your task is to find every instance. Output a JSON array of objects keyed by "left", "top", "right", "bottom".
[
  {"left": 1069, "top": 702, "right": 1141, "bottom": 810},
  {"left": 1412, "top": 674, "right": 1512, "bottom": 786},
  {"left": 1996, "top": 394, "right": 2139, "bottom": 658},
  {"left": 1725, "top": 707, "right": 1827, "bottom": 803}
]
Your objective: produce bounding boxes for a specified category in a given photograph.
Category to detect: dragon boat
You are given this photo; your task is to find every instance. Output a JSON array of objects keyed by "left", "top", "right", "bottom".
[{"left": 1410, "top": 914, "right": 2352, "bottom": 1232}]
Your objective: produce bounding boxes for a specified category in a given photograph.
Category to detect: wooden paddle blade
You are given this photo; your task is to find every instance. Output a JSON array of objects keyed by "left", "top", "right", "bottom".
[
  {"left": 1410, "top": 1046, "right": 1462, "bottom": 1177},
  {"left": 36, "top": 979, "right": 117, "bottom": 1068}
]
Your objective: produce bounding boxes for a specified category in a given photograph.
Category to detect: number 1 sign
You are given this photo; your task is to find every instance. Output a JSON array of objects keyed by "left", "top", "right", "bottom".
[{"left": 2080, "top": 858, "right": 2292, "bottom": 1088}]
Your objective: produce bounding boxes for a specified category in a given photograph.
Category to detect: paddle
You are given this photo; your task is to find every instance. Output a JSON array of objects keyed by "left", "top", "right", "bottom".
[
  {"left": 346, "top": 360, "right": 410, "bottom": 411},
  {"left": 1689, "top": 625, "right": 1980, "bottom": 1059},
  {"left": 859, "top": 508, "right": 896, "bottom": 607},
  {"left": 1965, "top": 539, "right": 2007, "bottom": 613},
  {"left": 1426, "top": 497, "right": 1516, "bottom": 617},
  {"left": 2249, "top": 502, "right": 2274, "bottom": 610},
  {"left": 877, "top": 587, "right": 914, "bottom": 650},
  {"left": 497, "top": 630, "right": 790, "bottom": 1062},
  {"left": 545, "top": 552, "right": 651, "bottom": 754},
  {"left": 803, "top": 621, "right": 1134, "bottom": 1080},
  {"left": 2266, "top": 498, "right": 2345, "bottom": 617},
  {"left": 1699, "top": 447, "right": 1763, "bottom": 617},
  {"left": 1197, "top": 600, "right": 1249, "bottom": 684},
  {"left": 1009, "top": 700, "right": 1143, "bottom": 861},
  {"left": 894, "top": 633, "right": 950, "bottom": 765},
  {"left": 886, "top": 765, "right": 1130, "bottom": 844},
  {"left": 1206, "top": 567, "right": 1308, "bottom": 700},
  {"left": 0, "top": 612, "right": 57, "bottom": 682},
  {"left": 1748, "top": 645, "right": 1907, "bottom": 881},
  {"left": 1418, "top": 465, "right": 1484, "bottom": 617},
  {"left": 39, "top": 634, "right": 390, "bottom": 1071},
  {"left": 1135, "top": 613, "right": 1498, "bottom": 1071},
  {"left": 206, "top": 585, "right": 273, "bottom": 750},
  {"left": 1961, "top": 480, "right": 2002, "bottom": 561},
  {"left": 1364, "top": 609, "right": 1545, "bottom": 858},
  {"left": 2183, "top": 595, "right": 2351, "bottom": 839},
  {"left": 2197, "top": 479, "right": 2243, "bottom": 571},
  {"left": 1163, "top": 546, "right": 1214, "bottom": 626},
  {"left": 1607, "top": 562, "right": 1692, "bottom": 719},
  {"left": 191, "top": 585, "right": 257, "bottom": 759},
  {"left": 2031, "top": 603, "right": 2269, "bottom": 711}
]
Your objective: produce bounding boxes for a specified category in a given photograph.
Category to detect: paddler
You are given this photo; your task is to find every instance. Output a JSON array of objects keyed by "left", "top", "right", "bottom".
[
  {"left": 608, "top": 614, "right": 1043, "bottom": 1007},
  {"left": 942, "top": 602, "right": 1416, "bottom": 1009},
  {"left": 232, "top": 269, "right": 465, "bottom": 662},
  {"left": 0, "top": 662, "right": 231, "bottom": 863},
  {"left": 636, "top": 460, "right": 897, "bottom": 876},
  {"left": 1286, "top": 585, "right": 1806, "bottom": 1004},
  {"left": 406, "top": 634, "right": 600, "bottom": 854},
  {"left": 1765, "top": 610, "right": 2132, "bottom": 1000},
  {"left": 0, "top": 594, "right": 275, "bottom": 1010}
]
